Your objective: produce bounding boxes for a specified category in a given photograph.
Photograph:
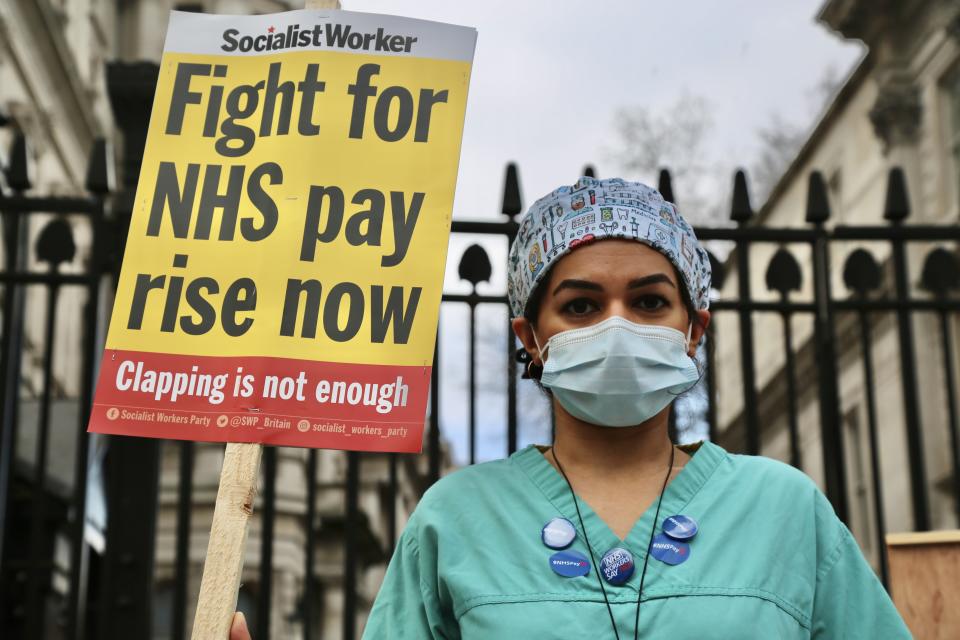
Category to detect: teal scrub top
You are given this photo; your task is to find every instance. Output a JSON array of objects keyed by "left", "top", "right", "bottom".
[{"left": 362, "top": 440, "right": 912, "bottom": 639}]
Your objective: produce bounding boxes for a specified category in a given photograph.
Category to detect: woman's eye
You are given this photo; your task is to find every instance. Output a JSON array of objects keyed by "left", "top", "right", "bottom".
[
  {"left": 562, "top": 298, "right": 597, "bottom": 315},
  {"left": 635, "top": 295, "right": 667, "bottom": 311}
]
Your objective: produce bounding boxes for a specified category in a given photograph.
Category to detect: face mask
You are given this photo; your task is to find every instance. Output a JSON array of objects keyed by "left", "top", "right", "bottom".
[{"left": 532, "top": 316, "right": 700, "bottom": 427}]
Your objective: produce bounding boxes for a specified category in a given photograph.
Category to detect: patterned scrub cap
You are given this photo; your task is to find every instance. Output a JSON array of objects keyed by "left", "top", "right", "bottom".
[{"left": 507, "top": 177, "right": 712, "bottom": 318}]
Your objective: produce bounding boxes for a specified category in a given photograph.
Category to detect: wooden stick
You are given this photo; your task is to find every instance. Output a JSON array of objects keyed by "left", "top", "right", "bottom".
[{"left": 190, "top": 442, "right": 263, "bottom": 640}]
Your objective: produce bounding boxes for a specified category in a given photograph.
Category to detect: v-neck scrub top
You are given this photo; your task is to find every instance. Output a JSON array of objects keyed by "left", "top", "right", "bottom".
[{"left": 362, "top": 440, "right": 912, "bottom": 639}]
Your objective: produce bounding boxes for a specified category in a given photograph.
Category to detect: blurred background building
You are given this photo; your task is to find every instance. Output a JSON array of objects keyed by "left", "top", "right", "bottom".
[{"left": 714, "top": 0, "right": 960, "bottom": 570}]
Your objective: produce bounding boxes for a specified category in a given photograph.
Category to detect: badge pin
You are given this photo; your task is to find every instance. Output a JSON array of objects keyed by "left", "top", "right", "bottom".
[
  {"left": 541, "top": 517, "right": 577, "bottom": 549},
  {"left": 650, "top": 533, "right": 690, "bottom": 565},
  {"left": 662, "top": 514, "right": 698, "bottom": 541},
  {"left": 600, "top": 547, "right": 635, "bottom": 585},
  {"left": 549, "top": 550, "right": 591, "bottom": 577}
]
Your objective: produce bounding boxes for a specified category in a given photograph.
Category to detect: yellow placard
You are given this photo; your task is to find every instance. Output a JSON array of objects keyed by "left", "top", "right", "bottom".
[
  {"left": 89, "top": 9, "right": 476, "bottom": 452},
  {"left": 110, "top": 50, "right": 470, "bottom": 365}
]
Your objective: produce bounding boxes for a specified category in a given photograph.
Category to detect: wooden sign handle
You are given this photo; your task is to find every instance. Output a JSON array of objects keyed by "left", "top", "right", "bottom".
[{"left": 191, "top": 442, "right": 263, "bottom": 639}]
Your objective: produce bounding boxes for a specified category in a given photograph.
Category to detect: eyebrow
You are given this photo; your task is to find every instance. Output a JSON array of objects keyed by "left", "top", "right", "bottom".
[
  {"left": 551, "top": 273, "right": 676, "bottom": 295},
  {"left": 628, "top": 274, "right": 676, "bottom": 289}
]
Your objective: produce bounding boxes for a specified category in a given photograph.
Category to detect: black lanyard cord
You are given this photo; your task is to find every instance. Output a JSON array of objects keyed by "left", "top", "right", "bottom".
[{"left": 551, "top": 443, "right": 676, "bottom": 640}]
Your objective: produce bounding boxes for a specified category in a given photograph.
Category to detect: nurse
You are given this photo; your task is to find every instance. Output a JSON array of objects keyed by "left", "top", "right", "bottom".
[{"left": 231, "top": 177, "right": 911, "bottom": 639}]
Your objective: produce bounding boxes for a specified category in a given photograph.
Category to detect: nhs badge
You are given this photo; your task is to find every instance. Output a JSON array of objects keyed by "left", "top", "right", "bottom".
[
  {"left": 541, "top": 517, "right": 577, "bottom": 549},
  {"left": 600, "top": 547, "right": 635, "bottom": 585},
  {"left": 662, "top": 514, "right": 698, "bottom": 541},
  {"left": 650, "top": 533, "right": 690, "bottom": 565},
  {"left": 549, "top": 550, "right": 591, "bottom": 577}
]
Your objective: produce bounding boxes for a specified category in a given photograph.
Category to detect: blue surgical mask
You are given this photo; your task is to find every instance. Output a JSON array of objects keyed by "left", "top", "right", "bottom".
[{"left": 532, "top": 316, "right": 700, "bottom": 427}]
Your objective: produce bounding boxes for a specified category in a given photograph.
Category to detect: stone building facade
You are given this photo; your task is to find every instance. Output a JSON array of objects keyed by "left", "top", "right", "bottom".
[{"left": 714, "top": 0, "right": 960, "bottom": 571}]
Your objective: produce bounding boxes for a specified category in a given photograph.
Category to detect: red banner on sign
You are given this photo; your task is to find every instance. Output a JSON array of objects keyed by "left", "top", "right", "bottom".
[{"left": 91, "top": 349, "right": 430, "bottom": 452}]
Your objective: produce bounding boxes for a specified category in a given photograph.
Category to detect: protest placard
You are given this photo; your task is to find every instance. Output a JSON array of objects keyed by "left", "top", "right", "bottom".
[{"left": 87, "top": 8, "right": 477, "bottom": 454}]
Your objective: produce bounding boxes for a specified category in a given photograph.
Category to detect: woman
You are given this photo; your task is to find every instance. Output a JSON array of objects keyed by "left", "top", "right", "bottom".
[{"left": 232, "top": 177, "right": 911, "bottom": 639}]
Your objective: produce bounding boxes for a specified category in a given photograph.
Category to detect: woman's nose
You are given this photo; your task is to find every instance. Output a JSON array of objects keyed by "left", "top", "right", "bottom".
[{"left": 602, "top": 301, "right": 632, "bottom": 321}]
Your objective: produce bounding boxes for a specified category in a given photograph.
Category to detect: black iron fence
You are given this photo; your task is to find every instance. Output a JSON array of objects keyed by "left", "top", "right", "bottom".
[
  {"left": 0, "top": 132, "right": 110, "bottom": 639},
  {"left": 2, "top": 126, "right": 960, "bottom": 638},
  {"left": 694, "top": 167, "right": 960, "bottom": 587}
]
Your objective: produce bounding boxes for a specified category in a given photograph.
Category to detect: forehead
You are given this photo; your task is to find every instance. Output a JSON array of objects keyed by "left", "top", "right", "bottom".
[{"left": 546, "top": 239, "right": 678, "bottom": 286}]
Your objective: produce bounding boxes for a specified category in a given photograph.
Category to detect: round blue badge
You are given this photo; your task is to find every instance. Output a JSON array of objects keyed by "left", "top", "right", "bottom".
[
  {"left": 662, "top": 514, "right": 698, "bottom": 541},
  {"left": 549, "top": 550, "right": 591, "bottom": 577},
  {"left": 541, "top": 517, "right": 577, "bottom": 549},
  {"left": 600, "top": 547, "right": 635, "bottom": 585},
  {"left": 649, "top": 533, "right": 690, "bottom": 565}
]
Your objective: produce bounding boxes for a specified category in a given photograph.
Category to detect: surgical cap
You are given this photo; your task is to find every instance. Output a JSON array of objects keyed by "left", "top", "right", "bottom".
[{"left": 507, "top": 177, "right": 711, "bottom": 318}]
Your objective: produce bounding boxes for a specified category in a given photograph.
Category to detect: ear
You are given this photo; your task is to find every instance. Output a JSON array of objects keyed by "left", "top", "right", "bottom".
[
  {"left": 511, "top": 316, "right": 543, "bottom": 366},
  {"left": 687, "top": 309, "right": 711, "bottom": 356}
]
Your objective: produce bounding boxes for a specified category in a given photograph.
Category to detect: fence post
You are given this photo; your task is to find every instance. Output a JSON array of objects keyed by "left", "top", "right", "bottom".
[
  {"left": 502, "top": 163, "right": 521, "bottom": 455},
  {"left": 806, "top": 171, "right": 849, "bottom": 524},
  {"left": 67, "top": 138, "right": 113, "bottom": 640},
  {"left": 99, "top": 61, "right": 162, "bottom": 639},
  {"left": 884, "top": 167, "right": 930, "bottom": 531},
  {"left": 0, "top": 132, "right": 32, "bottom": 634},
  {"left": 731, "top": 170, "right": 760, "bottom": 455}
]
